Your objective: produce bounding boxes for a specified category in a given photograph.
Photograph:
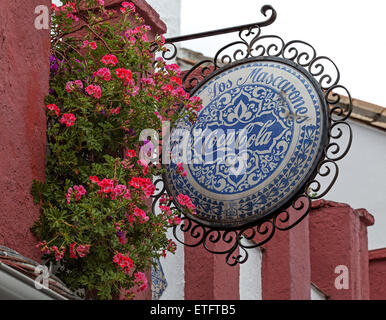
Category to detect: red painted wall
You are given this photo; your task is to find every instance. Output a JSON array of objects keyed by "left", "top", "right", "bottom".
[
  {"left": 309, "top": 200, "right": 374, "bottom": 300},
  {"left": 261, "top": 213, "right": 311, "bottom": 300},
  {"left": 104, "top": 0, "right": 166, "bottom": 36},
  {"left": 184, "top": 225, "right": 240, "bottom": 300},
  {"left": 369, "top": 248, "right": 386, "bottom": 299},
  {"left": 0, "top": 0, "right": 51, "bottom": 261},
  {"left": 67, "top": 0, "right": 166, "bottom": 42}
]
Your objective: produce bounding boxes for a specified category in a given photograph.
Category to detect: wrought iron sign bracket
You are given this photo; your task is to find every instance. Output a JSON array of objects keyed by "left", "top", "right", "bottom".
[
  {"left": 164, "top": 5, "right": 277, "bottom": 44},
  {"left": 151, "top": 4, "right": 353, "bottom": 266}
]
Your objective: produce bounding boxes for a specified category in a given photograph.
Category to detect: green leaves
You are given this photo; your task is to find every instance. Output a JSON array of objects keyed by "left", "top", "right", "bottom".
[{"left": 31, "top": 180, "right": 46, "bottom": 204}]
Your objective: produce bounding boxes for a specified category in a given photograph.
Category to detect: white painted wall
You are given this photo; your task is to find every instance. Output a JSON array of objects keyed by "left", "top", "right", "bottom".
[
  {"left": 310, "top": 284, "right": 327, "bottom": 300},
  {"left": 158, "top": 227, "right": 185, "bottom": 300},
  {"left": 152, "top": 177, "right": 185, "bottom": 300},
  {"left": 239, "top": 242, "right": 262, "bottom": 300},
  {"left": 145, "top": 0, "right": 181, "bottom": 38},
  {"left": 324, "top": 121, "right": 386, "bottom": 250},
  {"left": 157, "top": 236, "right": 263, "bottom": 300},
  {"left": 146, "top": 0, "right": 180, "bottom": 65}
]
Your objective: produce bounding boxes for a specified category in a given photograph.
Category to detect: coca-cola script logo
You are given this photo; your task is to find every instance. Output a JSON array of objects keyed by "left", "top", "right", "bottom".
[{"left": 187, "top": 85, "right": 294, "bottom": 194}]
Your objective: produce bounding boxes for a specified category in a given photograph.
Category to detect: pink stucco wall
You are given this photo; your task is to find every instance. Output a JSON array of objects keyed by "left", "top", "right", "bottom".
[
  {"left": 369, "top": 248, "right": 386, "bottom": 299},
  {"left": 184, "top": 225, "right": 240, "bottom": 300},
  {"left": 309, "top": 200, "right": 374, "bottom": 299},
  {"left": 0, "top": 0, "right": 51, "bottom": 261},
  {"left": 67, "top": 0, "right": 166, "bottom": 42},
  {"left": 261, "top": 211, "right": 311, "bottom": 300}
]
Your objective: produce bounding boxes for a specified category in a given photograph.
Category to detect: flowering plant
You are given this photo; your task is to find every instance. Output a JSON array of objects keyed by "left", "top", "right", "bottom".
[{"left": 31, "top": 0, "right": 201, "bottom": 300}]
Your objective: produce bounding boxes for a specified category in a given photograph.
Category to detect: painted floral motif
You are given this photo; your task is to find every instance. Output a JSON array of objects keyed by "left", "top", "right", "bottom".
[{"left": 188, "top": 85, "right": 294, "bottom": 194}]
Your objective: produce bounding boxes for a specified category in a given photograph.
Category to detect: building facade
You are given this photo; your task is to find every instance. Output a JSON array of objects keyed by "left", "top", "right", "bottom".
[{"left": 0, "top": 0, "right": 385, "bottom": 300}]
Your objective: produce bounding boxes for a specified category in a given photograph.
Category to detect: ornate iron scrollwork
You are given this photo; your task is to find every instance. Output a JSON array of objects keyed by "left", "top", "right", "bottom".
[{"left": 152, "top": 4, "right": 353, "bottom": 266}]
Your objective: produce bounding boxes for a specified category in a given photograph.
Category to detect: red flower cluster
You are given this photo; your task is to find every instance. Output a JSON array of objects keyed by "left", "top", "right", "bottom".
[
  {"left": 51, "top": 246, "right": 66, "bottom": 261},
  {"left": 120, "top": 1, "right": 135, "bottom": 14},
  {"left": 93, "top": 67, "right": 111, "bottom": 81},
  {"left": 113, "top": 252, "right": 133, "bottom": 274},
  {"left": 115, "top": 68, "right": 133, "bottom": 82},
  {"left": 96, "top": 178, "right": 114, "bottom": 193},
  {"left": 65, "top": 80, "right": 83, "bottom": 93},
  {"left": 111, "top": 184, "right": 130, "bottom": 200},
  {"left": 36, "top": 241, "right": 51, "bottom": 255},
  {"left": 70, "top": 243, "right": 90, "bottom": 259},
  {"left": 137, "top": 159, "right": 149, "bottom": 175},
  {"left": 36, "top": 241, "right": 89, "bottom": 261},
  {"left": 167, "top": 239, "right": 177, "bottom": 254},
  {"left": 186, "top": 96, "right": 204, "bottom": 113},
  {"left": 133, "top": 207, "right": 149, "bottom": 223},
  {"left": 125, "top": 149, "right": 136, "bottom": 158},
  {"left": 77, "top": 244, "right": 90, "bottom": 258},
  {"left": 159, "top": 205, "right": 181, "bottom": 226},
  {"left": 110, "top": 107, "right": 120, "bottom": 115},
  {"left": 125, "top": 25, "right": 150, "bottom": 43},
  {"left": 65, "top": 185, "right": 86, "bottom": 204},
  {"left": 85, "top": 84, "right": 102, "bottom": 99},
  {"left": 81, "top": 40, "right": 97, "bottom": 50},
  {"left": 89, "top": 176, "right": 131, "bottom": 200},
  {"left": 46, "top": 104, "right": 60, "bottom": 117},
  {"left": 161, "top": 239, "right": 177, "bottom": 258},
  {"left": 52, "top": 1, "right": 78, "bottom": 22},
  {"left": 159, "top": 194, "right": 173, "bottom": 205},
  {"left": 165, "top": 63, "right": 181, "bottom": 76},
  {"left": 176, "top": 194, "right": 196, "bottom": 213},
  {"left": 176, "top": 162, "right": 187, "bottom": 177},
  {"left": 128, "top": 177, "right": 155, "bottom": 198},
  {"left": 69, "top": 243, "right": 77, "bottom": 259},
  {"left": 159, "top": 205, "right": 171, "bottom": 215},
  {"left": 60, "top": 113, "right": 77, "bottom": 127},
  {"left": 101, "top": 54, "right": 118, "bottom": 66},
  {"left": 134, "top": 272, "right": 147, "bottom": 292}
]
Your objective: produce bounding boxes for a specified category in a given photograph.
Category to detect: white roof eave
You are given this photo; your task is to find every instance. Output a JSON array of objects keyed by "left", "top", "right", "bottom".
[{"left": 0, "top": 261, "right": 67, "bottom": 300}]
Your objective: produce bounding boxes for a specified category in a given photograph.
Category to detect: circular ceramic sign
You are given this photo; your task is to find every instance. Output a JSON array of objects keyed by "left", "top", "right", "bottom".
[{"left": 164, "top": 57, "right": 328, "bottom": 229}]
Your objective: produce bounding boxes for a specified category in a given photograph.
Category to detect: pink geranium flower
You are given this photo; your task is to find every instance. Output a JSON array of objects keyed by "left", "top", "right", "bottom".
[
  {"left": 126, "top": 149, "right": 136, "bottom": 158},
  {"left": 176, "top": 194, "right": 196, "bottom": 212},
  {"left": 134, "top": 272, "right": 147, "bottom": 292},
  {"left": 93, "top": 67, "right": 111, "bottom": 81},
  {"left": 115, "top": 68, "right": 132, "bottom": 81},
  {"left": 101, "top": 54, "right": 118, "bottom": 66},
  {"left": 46, "top": 104, "right": 60, "bottom": 117},
  {"left": 85, "top": 84, "right": 102, "bottom": 99},
  {"left": 60, "top": 113, "right": 77, "bottom": 127},
  {"left": 121, "top": 2, "right": 135, "bottom": 14}
]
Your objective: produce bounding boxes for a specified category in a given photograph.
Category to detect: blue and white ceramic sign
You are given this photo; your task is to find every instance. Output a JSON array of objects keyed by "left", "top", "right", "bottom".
[{"left": 165, "top": 57, "right": 328, "bottom": 228}]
